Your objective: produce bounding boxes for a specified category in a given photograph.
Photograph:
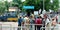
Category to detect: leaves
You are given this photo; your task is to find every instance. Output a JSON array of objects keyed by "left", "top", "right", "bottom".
[
  {"left": 0, "top": 0, "right": 59, "bottom": 14},
  {"left": 0, "top": 2, "right": 6, "bottom": 14},
  {"left": 45, "top": 0, "right": 59, "bottom": 11}
]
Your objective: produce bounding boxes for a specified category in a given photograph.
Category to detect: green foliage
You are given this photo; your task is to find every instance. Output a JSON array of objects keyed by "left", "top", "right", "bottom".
[
  {"left": 25, "top": 0, "right": 41, "bottom": 11},
  {"left": 0, "top": 0, "right": 59, "bottom": 14},
  {"left": 5, "top": 1, "right": 10, "bottom": 10},
  {"left": 0, "top": 2, "right": 6, "bottom": 14},
  {"left": 45, "top": 0, "right": 59, "bottom": 11}
]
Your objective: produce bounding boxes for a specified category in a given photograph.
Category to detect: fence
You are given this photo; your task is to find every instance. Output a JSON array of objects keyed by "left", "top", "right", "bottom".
[
  {"left": 0, "top": 24, "right": 59, "bottom": 30},
  {"left": 0, "top": 24, "right": 43, "bottom": 30},
  {"left": 21, "top": 24, "right": 43, "bottom": 30},
  {"left": 0, "top": 22, "right": 18, "bottom": 30}
]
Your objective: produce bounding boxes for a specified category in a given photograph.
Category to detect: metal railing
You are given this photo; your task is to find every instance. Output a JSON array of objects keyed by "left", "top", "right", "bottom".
[
  {"left": 0, "top": 24, "right": 43, "bottom": 30},
  {"left": 40, "top": 27, "right": 60, "bottom": 30},
  {"left": 0, "top": 24, "right": 59, "bottom": 30},
  {"left": 21, "top": 24, "right": 43, "bottom": 30}
]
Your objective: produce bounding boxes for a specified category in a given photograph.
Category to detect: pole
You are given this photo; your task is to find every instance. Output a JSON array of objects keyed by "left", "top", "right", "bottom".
[
  {"left": 43, "top": 0, "right": 44, "bottom": 10},
  {"left": 42, "top": 0, "right": 44, "bottom": 30}
]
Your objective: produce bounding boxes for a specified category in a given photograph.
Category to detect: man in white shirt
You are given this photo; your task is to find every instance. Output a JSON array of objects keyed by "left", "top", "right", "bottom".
[{"left": 56, "top": 14, "right": 60, "bottom": 24}]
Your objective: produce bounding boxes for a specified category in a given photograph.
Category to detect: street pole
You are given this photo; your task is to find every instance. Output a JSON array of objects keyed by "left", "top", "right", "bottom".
[{"left": 43, "top": 0, "right": 44, "bottom": 10}]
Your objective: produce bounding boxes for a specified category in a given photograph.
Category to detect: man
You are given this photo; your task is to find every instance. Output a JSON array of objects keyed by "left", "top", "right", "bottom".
[
  {"left": 23, "top": 16, "right": 30, "bottom": 30},
  {"left": 43, "top": 14, "right": 50, "bottom": 30},
  {"left": 35, "top": 16, "right": 42, "bottom": 30},
  {"left": 51, "top": 18, "right": 60, "bottom": 30},
  {"left": 56, "top": 14, "right": 60, "bottom": 24},
  {"left": 29, "top": 15, "right": 35, "bottom": 30},
  {"left": 18, "top": 16, "right": 23, "bottom": 30}
]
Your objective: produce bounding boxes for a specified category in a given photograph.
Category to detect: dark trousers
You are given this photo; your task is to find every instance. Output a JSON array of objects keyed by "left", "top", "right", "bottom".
[
  {"left": 35, "top": 25, "right": 42, "bottom": 30},
  {"left": 18, "top": 25, "right": 21, "bottom": 30},
  {"left": 43, "top": 25, "right": 45, "bottom": 30}
]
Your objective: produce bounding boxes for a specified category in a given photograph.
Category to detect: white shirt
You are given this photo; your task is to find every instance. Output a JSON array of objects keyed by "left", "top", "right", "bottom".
[
  {"left": 57, "top": 15, "right": 60, "bottom": 23},
  {"left": 45, "top": 18, "right": 50, "bottom": 25}
]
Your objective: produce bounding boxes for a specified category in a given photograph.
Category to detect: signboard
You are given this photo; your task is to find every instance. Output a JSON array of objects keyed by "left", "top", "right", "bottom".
[
  {"left": 9, "top": 9, "right": 16, "bottom": 11},
  {"left": 34, "top": 11, "right": 38, "bottom": 15},
  {"left": 23, "top": 6, "right": 34, "bottom": 9},
  {"left": 39, "top": 9, "right": 41, "bottom": 14},
  {"left": 9, "top": 7, "right": 18, "bottom": 11}
]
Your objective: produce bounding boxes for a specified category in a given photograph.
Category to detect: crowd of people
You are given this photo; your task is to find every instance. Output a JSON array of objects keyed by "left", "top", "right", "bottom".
[{"left": 18, "top": 12, "right": 60, "bottom": 30}]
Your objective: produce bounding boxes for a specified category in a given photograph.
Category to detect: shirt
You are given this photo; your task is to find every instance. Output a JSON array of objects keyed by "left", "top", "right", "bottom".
[
  {"left": 51, "top": 24, "right": 60, "bottom": 30},
  {"left": 18, "top": 18, "right": 23, "bottom": 26}
]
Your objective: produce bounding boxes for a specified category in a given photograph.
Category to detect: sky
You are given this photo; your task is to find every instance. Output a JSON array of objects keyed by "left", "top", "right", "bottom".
[
  {"left": 0, "top": 0, "right": 25, "bottom": 2},
  {"left": 50, "top": 0, "right": 53, "bottom": 3},
  {"left": 0, "top": 0, "right": 12, "bottom": 2},
  {"left": 7, "top": 0, "right": 12, "bottom": 2},
  {"left": 21, "top": 0, "right": 25, "bottom": 2}
]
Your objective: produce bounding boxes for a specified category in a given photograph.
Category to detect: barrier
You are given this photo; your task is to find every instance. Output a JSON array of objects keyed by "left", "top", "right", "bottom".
[
  {"left": 21, "top": 24, "right": 43, "bottom": 30},
  {"left": 2, "top": 24, "right": 11, "bottom": 30},
  {"left": 40, "top": 27, "right": 60, "bottom": 30},
  {"left": 0, "top": 24, "right": 43, "bottom": 30},
  {"left": 0, "top": 22, "right": 18, "bottom": 30},
  {"left": 0, "top": 24, "right": 2, "bottom": 30},
  {"left": 0, "top": 24, "right": 59, "bottom": 30}
]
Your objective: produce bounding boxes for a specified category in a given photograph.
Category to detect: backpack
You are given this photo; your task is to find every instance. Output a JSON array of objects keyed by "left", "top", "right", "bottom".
[{"left": 35, "top": 18, "right": 42, "bottom": 24}]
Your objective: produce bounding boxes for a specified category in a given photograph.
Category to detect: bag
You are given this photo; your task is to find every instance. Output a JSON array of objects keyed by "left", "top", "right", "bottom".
[{"left": 35, "top": 18, "right": 42, "bottom": 24}]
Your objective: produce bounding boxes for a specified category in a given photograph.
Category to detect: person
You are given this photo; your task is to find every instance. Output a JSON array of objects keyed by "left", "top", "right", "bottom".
[
  {"left": 35, "top": 16, "right": 42, "bottom": 30},
  {"left": 30, "top": 15, "right": 35, "bottom": 30},
  {"left": 42, "top": 14, "right": 50, "bottom": 30},
  {"left": 51, "top": 18, "right": 60, "bottom": 30},
  {"left": 23, "top": 16, "right": 30, "bottom": 30},
  {"left": 23, "top": 16, "right": 30, "bottom": 24},
  {"left": 30, "top": 14, "right": 35, "bottom": 24},
  {"left": 56, "top": 14, "right": 60, "bottom": 24},
  {"left": 18, "top": 16, "right": 23, "bottom": 30}
]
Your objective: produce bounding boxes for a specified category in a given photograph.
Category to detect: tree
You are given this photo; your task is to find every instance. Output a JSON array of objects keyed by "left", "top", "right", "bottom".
[
  {"left": 13, "top": 0, "right": 22, "bottom": 8},
  {"left": 0, "top": 2, "right": 6, "bottom": 14},
  {"left": 12, "top": 0, "right": 59, "bottom": 12},
  {"left": 5, "top": 1, "right": 10, "bottom": 10},
  {"left": 22, "top": 0, "right": 42, "bottom": 14},
  {"left": 45, "top": 0, "right": 59, "bottom": 11}
]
